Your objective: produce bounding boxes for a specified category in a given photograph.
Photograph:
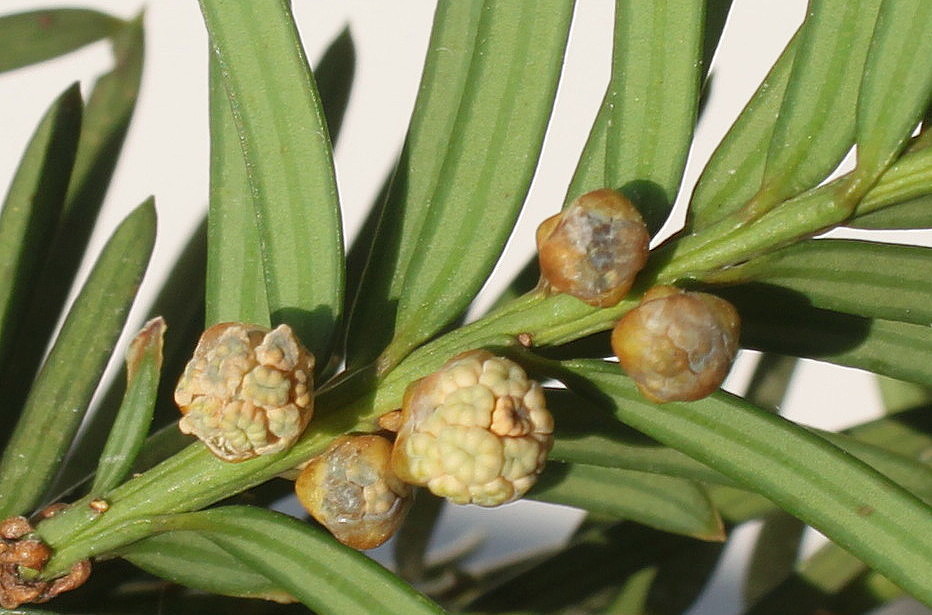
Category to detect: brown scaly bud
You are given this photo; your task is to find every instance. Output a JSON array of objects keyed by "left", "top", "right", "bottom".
[
  {"left": 0, "top": 518, "right": 30, "bottom": 541},
  {"left": 391, "top": 350, "right": 553, "bottom": 507},
  {"left": 36, "top": 504, "right": 68, "bottom": 520},
  {"left": 0, "top": 558, "right": 91, "bottom": 609},
  {"left": 611, "top": 286, "right": 740, "bottom": 403},
  {"left": 537, "top": 188, "right": 650, "bottom": 307},
  {"left": 295, "top": 435, "right": 411, "bottom": 550},
  {"left": 175, "top": 322, "right": 315, "bottom": 462},
  {"left": 0, "top": 516, "right": 90, "bottom": 609},
  {"left": 0, "top": 539, "right": 50, "bottom": 571}
]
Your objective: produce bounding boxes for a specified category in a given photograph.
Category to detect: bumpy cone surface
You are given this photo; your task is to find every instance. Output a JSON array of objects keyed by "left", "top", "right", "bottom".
[
  {"left": 175, "top": 322, "right": 314, "bottom": 461},
  {"left": 611, "top": 286, "right": 740, "bottom": 402},
  {"left": 392, "top": 350, "right": 553, "bottom": 507},
  {"left": 537, "top": 188, "right": 649, "bottom": 307},
  {"left": 296, "top": 435, "right": 411, "bottom": 550}
]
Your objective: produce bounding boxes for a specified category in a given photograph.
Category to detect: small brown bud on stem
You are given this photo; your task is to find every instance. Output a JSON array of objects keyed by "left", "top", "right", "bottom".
[{"left": 0, "top": 516, "right": 90, "bottom": 608}]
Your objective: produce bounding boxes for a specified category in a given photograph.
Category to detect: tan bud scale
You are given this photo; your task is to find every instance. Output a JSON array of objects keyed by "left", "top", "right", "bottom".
[
  {"left": 295, "top": 435, "right": 411, "bottom": 550},
  {"left": 611, "top": 286, "right": 740, "bottom": 403},
  {"left": 175, "top": 322, "right": 314, "bottom": 461},
  {"left": 0, "top": 516, "right": 90, "bottom": 609},
  {"left": 392, "top": 350, "right": 553, "bottom": 507},
  {"left": 537, "top": 188, "right": 649, "bottom": 307}
]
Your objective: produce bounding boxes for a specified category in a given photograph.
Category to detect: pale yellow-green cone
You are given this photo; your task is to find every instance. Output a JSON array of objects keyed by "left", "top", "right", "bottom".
[
  {"left": 391, "top": 350, "right": 553, "bottom": 507},
  {"left": 537, "top": 188, "right": 649, "bottom": 308},
  {"left": 611, "top": 286, "right": 740, "bottom": 403},
  {"left": 295, "top": 435, "right": 411, "bottom": 550},
  {"left": 175, "top": 322, "right": 314, "bottom": 461}
]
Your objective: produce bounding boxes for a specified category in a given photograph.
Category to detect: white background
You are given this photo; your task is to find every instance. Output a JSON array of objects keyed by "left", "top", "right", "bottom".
[{"left": 0, "top": 1, "right": 929, "bottom": 614}]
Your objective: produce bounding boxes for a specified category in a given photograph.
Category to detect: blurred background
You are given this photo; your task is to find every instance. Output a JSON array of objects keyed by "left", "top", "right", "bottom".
[{"left": 0, "top": 1, "right": 928, "bottom": 613}]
